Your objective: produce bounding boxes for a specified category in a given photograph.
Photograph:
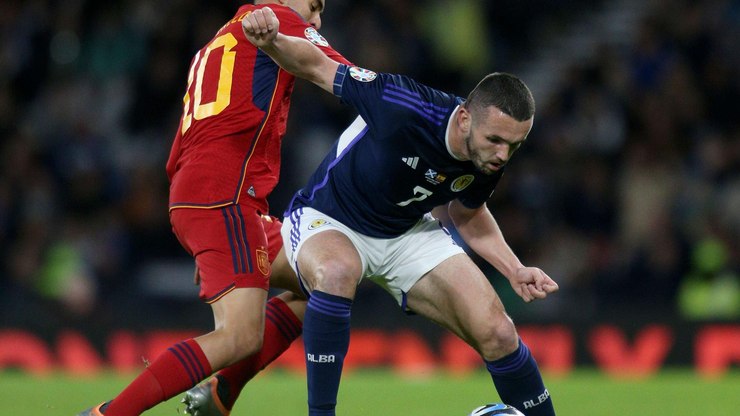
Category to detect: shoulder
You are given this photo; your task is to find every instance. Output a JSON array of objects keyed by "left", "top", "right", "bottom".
[
  {"left": 378, "top": 73, "right": 458, "bottom": 122},
  {"left": 382, "top": 73, "right": 456, "bottom": 105},
  {"left": 341, "top": 68, "right": 448, "bottom": 101}
]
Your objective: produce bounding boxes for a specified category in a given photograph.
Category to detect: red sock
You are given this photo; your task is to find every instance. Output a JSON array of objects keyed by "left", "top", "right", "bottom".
[
  {"left": 216, "top": 296, "right": 302, "bottom": 409},
  {"left": 105, "top": 339, "right": 212, "bottom": 415}
]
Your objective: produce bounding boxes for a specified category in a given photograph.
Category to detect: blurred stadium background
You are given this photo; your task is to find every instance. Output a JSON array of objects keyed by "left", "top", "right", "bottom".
[{"left": 1, "top": 0, "right": 739, "bottom": 413}]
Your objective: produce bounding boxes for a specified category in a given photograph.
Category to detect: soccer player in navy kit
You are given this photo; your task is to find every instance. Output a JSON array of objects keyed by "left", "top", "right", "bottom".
[{"left": 243, "top": 8, "right": 558, "bottom": 416}]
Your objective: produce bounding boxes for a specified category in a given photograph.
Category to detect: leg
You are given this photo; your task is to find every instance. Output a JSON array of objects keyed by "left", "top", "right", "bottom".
[
  {"left": 407, "top": 254, "right": 518, "bottom": 359},
  {"left": 218, "top": 289, "right": 305, "bottom": 377},
  {"left": 87, "top": 206, "right": 272, "bottom": 416},
  {"left": 294, "top": 229, "right": 363, "bottom": 416},
  {"left": 407, "top": 254, "right": 555, "bottom": 415},
  {"left": 197, "top": 289, "right": 305, "bottom": 413},
  {"left": 183, "top": 213, "right": 309, "bottom": 415},
  {"left": 195, "top": 287, "right": 268, "bottom": 368},
  {"left": 184, "top": 215, "right": 308, "bottom": 414},
  {"left": 296, "top": 231, "right": 363, "bottom": 296},
  {"left": 99, "top": 288, "right": 266, "bottom": 416}
]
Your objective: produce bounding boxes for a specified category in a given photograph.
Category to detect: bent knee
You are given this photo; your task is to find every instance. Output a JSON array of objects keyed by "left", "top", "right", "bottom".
[
  {"left": 235, "top": 332, "right": 264, "bottom": 359},
  {"left": 216, "top": 328, "right": 264, "bottom": 364},
  {"left": 309, "top": 261, "right": 361, "bottom": 296},
  {"left": 475, "top": 316, "right": 519, "bottom": 360}
]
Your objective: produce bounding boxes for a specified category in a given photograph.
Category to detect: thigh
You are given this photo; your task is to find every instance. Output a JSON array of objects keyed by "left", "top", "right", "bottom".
[
  {"left": 365, "top": 214, "right": 465, "bottom": 307},
  {"left": 171, "top": 204, "right": 271, "bottom": 303},
  {"left": 406, "top": 253, "right": 511, "bottom": 347},
  {"left": 282, "top": 208, "right": 363, "bottom": 298},
  {"left": 210, "top": 287, "right": 268, "bottom": 333}
]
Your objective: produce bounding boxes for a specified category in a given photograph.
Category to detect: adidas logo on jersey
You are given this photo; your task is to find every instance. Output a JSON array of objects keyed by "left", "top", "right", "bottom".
[{"left": 402, "top": 156, "right": 419, "bottom": 169}]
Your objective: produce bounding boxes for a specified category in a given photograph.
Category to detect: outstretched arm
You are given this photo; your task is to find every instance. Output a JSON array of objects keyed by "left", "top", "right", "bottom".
[
  {"left": 242, "top": 7, "right": 339, "bottom": 94},
  {"left": 446, "top": 200, "right": 559, "bottom": 303}
]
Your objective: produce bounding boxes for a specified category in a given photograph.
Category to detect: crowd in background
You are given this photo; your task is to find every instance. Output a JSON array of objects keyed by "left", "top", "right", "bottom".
[{"left": 0, "top": 0, "right": 738, "bottom": 332}]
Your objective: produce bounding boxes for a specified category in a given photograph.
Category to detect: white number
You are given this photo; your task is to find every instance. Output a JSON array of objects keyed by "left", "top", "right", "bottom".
[{"left": 396, "top": 186, "right": 433, "bottom": 206}]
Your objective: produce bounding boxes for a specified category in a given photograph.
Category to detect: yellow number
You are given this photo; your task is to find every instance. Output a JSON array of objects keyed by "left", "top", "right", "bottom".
[{"left": 181, "top": 33, "right": 238, "bottom": 135}]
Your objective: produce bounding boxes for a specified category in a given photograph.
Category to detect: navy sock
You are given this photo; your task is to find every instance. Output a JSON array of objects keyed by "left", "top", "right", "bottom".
[
  {"left": 485, "top": 340, "right": 555, "bottom": 415},
  {"left": 303, "top": 290, "right": 353, "bottom": 416}
]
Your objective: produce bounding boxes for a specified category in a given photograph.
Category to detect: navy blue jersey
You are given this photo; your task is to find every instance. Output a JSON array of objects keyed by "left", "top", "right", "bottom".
[{"left": 286, "top": 64, "right": 504, "bottom": 238}]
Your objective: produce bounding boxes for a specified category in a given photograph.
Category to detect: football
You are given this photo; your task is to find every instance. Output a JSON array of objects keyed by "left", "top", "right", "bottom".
[{"left": 468, "top": 403, "right": 525, "bottom": 416}]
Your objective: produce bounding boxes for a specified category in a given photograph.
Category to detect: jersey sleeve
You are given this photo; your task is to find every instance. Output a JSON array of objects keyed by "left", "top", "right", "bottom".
[
  {"left": 272, "top": 6, "right": 352, "bottom": 65},
  {"left": 332, "top": 63, "right": 455, "bottom": 136}
]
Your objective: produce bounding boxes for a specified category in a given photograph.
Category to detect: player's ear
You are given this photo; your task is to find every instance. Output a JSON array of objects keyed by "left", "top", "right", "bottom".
[{"left": 458, "top": 106, "right": 472, "bottom": 134}]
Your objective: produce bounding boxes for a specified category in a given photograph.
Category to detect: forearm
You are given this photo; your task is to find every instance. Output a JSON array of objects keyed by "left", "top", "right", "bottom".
[
  {"left": 450, "top": 202, "right": 524, "bottom": 280},
  {"left": 261, "top": 33, "right": 338, "bottom": 93}
]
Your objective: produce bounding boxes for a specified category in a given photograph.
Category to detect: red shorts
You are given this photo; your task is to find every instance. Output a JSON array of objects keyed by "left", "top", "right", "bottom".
[{"left": 170, "top": 205, "right": 282, "bottom": 303}]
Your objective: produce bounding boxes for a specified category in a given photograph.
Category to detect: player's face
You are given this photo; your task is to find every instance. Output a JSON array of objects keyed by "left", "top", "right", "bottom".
[
  {"left": 465, "top": 106, "right": 532, "bottom": 175},
  {"left": 283, "top": 0, "right": 324, "bottom": 29}
]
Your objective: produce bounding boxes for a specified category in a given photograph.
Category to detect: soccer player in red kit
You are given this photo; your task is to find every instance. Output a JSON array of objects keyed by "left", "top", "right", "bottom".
[{"left": 78, "top": 1, "right": 351, "bottom": 415}]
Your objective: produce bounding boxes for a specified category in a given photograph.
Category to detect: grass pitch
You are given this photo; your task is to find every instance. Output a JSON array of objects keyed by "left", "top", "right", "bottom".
[{"left": 4, "top": 368, "right": 739, "bottom": 415}]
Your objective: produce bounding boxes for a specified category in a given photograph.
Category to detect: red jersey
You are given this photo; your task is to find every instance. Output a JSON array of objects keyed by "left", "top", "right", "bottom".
[{"left": 166, "top": 4, "right": 350, "bottom": 213}]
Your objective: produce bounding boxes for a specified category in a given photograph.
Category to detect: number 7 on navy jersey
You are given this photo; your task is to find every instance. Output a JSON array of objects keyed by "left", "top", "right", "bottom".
[{"left": 396, "top": 186, "right": 433, "bottom": 207}]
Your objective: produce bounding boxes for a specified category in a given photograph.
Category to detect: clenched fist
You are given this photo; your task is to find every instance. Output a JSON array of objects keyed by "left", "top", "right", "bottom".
[{"left": 242, "top": 7, "right": 280, "bottom": 48}]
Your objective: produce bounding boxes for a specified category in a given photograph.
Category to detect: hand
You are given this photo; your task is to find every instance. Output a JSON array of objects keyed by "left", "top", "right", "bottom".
[
  {"left": 509, "top": 267, "right": 559, "bottom": 303},
  {"left": 242, "top": 7, "right": 279, "bottom": 48}
]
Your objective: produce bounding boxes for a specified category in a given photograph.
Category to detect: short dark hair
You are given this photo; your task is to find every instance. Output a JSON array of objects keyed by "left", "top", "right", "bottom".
[{"left": 464, "top": 72, "right": 535, "bottom": 122}]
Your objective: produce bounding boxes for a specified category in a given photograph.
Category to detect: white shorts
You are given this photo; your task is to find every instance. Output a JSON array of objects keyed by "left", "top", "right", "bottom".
[{"left": 281, "top": 207, "right": 465, "bottom": 308}]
